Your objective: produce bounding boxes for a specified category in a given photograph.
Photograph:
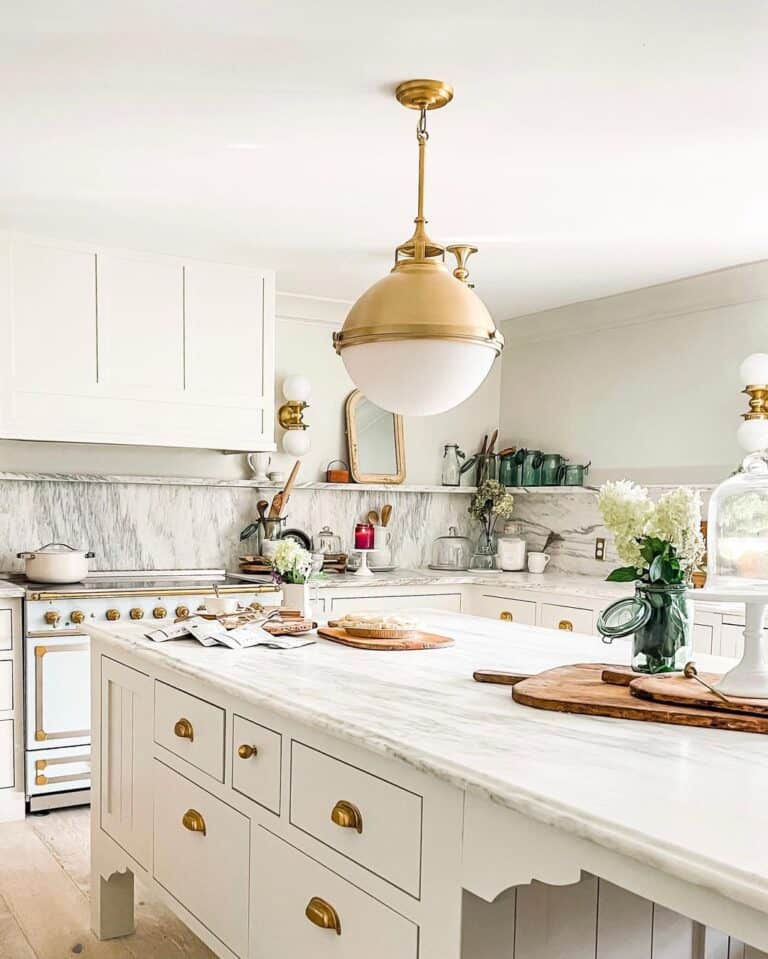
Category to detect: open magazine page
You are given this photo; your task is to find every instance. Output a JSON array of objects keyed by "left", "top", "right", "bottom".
[{"left": 146, "top": 616, "right": 315, "bottom": 649}]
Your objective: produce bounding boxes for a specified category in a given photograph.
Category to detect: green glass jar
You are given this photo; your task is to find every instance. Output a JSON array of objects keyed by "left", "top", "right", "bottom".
[{"left": 597, "top": 583, "right": 692, "bottom": 673}]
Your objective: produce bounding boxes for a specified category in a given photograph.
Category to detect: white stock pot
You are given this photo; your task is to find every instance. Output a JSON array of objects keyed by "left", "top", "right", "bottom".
[{"left": 17, "top": 542, "right": 95, "bottom": 583}]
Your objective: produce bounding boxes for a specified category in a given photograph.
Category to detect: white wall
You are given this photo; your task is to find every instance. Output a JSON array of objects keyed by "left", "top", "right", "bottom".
[
  {"left": 0, "top": 292, "right": 502, "bottom": 486},
  {"left": 499, "top": 260, "right": 768, "bottom": 485}
]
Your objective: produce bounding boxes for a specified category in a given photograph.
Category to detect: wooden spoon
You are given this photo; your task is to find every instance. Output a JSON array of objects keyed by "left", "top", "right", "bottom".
[
  {"left": 367, "top": 509, "right": 380, "bottom": 526},
  {"left": 381, "top": 504, "right": 392, "bottom": 527},
  {"left": 487, "top": 429, "right": 499, "bottom": 455},
  {"left": 257, "top": 499, "right": 269, "bottom": 523},
  {"left": 269, "top": 460, "right": 301, "bottom": 518}
]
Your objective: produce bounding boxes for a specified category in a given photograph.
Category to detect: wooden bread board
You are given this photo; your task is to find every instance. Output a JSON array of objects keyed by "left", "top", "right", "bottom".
[
  {"left": 511, "top": 664, "right": 768, "bottom": 734},
  {"left": 317, "top": 626, "right": 453, "bottom": 651}
]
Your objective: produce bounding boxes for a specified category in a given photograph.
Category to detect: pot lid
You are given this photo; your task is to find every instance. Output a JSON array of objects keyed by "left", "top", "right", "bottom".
[{"left": 32, "top": 542, "right": 85, "bottom": 554}]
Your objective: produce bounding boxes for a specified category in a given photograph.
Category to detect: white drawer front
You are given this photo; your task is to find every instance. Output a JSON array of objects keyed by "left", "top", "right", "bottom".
[
  {"left": 719, "top": 624, "right": 745, "bottom": 659},
  {"left": 252, "top": 826, "right": 418, "bottom": 959},
  {"left": 540, "top": 603, "right": 594, "bottom": 634},
  {"left": 692, "top": 623, "right": 714, "bottom": 654},
  {"left": 154, "top": 681, "right": 225, "bottom": 781},
  {"left": 329, "top": 592, "right": 461, "bottom": 615},
  {"left": 153, "top": 761, "right": 249, "bottom": 957},
  {"left": 0, "top": 661, "right": 12, "bottom": 711},
  {"left": 0, "top": 609, "right": 12, "bottom": 651},
  {"left": 478, "top": 595, "right": 537, "bottom": 625},
  {"left": 232, "top": 714, "right": 281, "bottom": 815},
  {"left": 28, "top": 745, "right": 90, "bottom": 795},
  {"left": 290, "top": 742, "right": 422, "bottom": 897},
  {"left": 0, "top": 720, "right": 13, "bottom": 789}
]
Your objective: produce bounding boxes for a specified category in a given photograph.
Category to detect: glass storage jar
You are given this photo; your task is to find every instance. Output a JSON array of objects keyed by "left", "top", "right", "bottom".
[
  {"left": 429, "top": 526, "right": 472, "bottom": 571},
  {"left": 314, "top": 525, "right": 342, "bottom": 555}
]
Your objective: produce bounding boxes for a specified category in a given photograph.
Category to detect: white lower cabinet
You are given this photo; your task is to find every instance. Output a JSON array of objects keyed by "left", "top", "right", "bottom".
[
  {"left": 0, "top": 720, "right": 14, "bottom": 789},
  {"left": 540, "top": 602, "right": 594, "bottom": 635},
  {"left": 232, "top": 714, "right": 282, "bottom": 815},
  {"left": 153, "top": 760, "right": 250, "bottom": 957},
  {"left": 330, "top": 592, "right": 461, "bottom": 615},
  {"left": 251, "top": 826, "right": 419, "bottom": 959},
  {"left": 0, "top": 661, "right": 12, "bottom": 711},
  {"left": 719, "top": 623, "right": 745, "bottom": 659},
  {"left": 476, "top": 594, "right": 537, "bottom": 625}
]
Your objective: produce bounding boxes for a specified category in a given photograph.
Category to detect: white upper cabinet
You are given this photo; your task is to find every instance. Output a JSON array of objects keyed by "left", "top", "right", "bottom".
[{"left": 0, "top": 234, "right": 275, "bottom": 451}]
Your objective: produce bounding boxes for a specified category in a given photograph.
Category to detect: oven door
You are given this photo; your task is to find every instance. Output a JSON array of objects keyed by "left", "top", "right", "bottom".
[{"left": 25, "top": 632, "right": 90, "bottom": 750}]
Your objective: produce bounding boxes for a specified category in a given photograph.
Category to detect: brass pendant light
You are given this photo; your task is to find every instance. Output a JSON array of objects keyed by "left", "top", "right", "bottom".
[{"left": 333, "top": 79, "right": 504, "bottom": 417}]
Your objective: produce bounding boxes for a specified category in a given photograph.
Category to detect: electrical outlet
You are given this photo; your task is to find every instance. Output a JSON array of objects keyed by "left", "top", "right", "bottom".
[{"left": 595, "top": 537, "right": 606, "bottom": 561}]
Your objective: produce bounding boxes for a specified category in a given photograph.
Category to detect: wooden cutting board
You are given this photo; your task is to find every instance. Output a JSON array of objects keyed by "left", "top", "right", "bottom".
[
  {"left": 317, "top": 626, "right": 453, "bottom": 651},
  {"left": 511, "top": 664, "right": 768, "bottom": 734},
  {"left": 628, "top": 673, "right": 768, "bottom": 717}
]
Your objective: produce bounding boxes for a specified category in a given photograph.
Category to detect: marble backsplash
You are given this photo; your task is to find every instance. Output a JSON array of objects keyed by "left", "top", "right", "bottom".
[{"left": 0, "top": 474, "right": 713, "bottom": 577}]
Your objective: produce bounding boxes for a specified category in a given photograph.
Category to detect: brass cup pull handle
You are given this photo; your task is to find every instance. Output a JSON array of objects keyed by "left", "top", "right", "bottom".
[
  {"left": 238, "top": 744, "right": 258, "bottom": 760},
  {"left": 330, "top": 800, "right": 363, "bottom": 834},
  {"left": 305, "top": 897, "right": 341, "bottom": 936},
  {"left": 182, "top": 808, "right": 206, "bottom": 836},
  {"left": 500, "top": 611, "right": 514, "bottom": 622},
  {"left": 174, "top": 718, "right": 194, "bottom": 742},
  {"left": 558, "top": 620, "right": 574, "bottom": 631}
]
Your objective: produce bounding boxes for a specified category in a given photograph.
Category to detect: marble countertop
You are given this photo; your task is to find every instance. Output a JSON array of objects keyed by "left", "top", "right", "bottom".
[
  {"left": 0, "top": 581, "right": 26, "bottom": 598},
  {"left": 88, "top": 611, "right": 767, "bottom": 916}
]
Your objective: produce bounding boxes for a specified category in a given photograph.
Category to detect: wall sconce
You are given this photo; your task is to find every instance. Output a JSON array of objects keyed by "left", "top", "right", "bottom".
[{"left": 278, "top": 375, "right": 311, "bottom": 457}]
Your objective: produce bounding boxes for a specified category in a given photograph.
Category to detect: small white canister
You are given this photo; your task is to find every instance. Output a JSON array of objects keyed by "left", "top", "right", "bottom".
[{"left": 497, "top": 522, "right": 527, "bottom": 571}]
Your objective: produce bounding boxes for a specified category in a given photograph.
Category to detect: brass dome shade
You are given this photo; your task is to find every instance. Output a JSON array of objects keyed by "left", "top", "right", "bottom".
[{"left": 333, "top": 79, "right": 504, "bottom": 416}]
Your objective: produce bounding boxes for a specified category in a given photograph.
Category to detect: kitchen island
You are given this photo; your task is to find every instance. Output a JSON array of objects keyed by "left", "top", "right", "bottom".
[{"left": 87, "top": 611, "right": 768, "bottom": 958}]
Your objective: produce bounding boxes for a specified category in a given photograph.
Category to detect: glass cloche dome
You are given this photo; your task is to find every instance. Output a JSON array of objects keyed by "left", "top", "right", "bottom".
[{"left": 708, "top": 451, "right": 768, "bottom": 590}]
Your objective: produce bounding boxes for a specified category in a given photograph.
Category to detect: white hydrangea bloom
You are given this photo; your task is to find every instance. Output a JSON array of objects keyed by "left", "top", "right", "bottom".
[
  {"left": 598, "top": 481, "right": 653, "bottom": 571},
  {"left": 645, "top": 487, "right": 705, "bottom": 572},
  {"left": 272, "top": 539, "right": 312, "bottom": 583}
]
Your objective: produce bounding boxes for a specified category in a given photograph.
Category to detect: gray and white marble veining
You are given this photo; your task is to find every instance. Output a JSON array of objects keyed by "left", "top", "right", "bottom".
[{"left": 87, "top": 611, "right": 768, "bottom": 916}]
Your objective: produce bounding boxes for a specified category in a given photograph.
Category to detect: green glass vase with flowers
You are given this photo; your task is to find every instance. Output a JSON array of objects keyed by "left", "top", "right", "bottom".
[{"left": 468, "top": 480, "right": 515, "bottom": 569}]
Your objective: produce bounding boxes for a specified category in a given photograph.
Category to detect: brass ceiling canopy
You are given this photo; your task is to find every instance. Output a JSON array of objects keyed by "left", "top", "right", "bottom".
[{"left": 333, "top": 79, "right": 504, "bottom": 357}]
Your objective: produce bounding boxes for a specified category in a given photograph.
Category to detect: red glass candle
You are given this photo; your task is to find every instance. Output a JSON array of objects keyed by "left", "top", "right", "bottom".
[{"left": 354, "top": 523, "right": 374, "bottom": 550}]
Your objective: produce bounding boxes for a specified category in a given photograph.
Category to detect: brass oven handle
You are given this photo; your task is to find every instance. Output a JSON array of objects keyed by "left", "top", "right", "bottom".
[
  {"left": 181, "top": 808, "right": 206, "bottom": 836},
  {"left": 174, "top": 718, "right": 194, "bottom": 742},
  {"left": 500, "top": 611, "right": 514, "bottom": 622},
  {"left": 238, "top": 744, "right": 258, "bottom": 760},
  {"left": 305, "top": 897, "right": 341, "bottom": 936},
  {"left": 330, "top": 800, "right": 363, "bottom": 834},
  {"left": 558, "top": 620, "right": 574, "bottom": 631}
]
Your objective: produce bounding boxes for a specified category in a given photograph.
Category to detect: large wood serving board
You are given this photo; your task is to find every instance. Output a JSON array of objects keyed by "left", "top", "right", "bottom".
[
  {"left": 511, "top": 664, "right": 768, "bottom": 734},
  {"left": 628, "top": 673, "right": 768, "bottom": 716},
  {"left": 317, "top": 626, "right": 453, "bottom": 651}
]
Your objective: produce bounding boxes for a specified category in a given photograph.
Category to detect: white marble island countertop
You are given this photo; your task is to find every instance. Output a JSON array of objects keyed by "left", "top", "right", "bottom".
[{"left": 88, "top": 610, "right": 768, "bottom": 920}]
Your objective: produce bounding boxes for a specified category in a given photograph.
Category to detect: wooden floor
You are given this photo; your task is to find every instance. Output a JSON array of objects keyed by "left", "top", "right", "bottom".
[{"left": 0, "top": 807, "right": 215, "bottom": 958}]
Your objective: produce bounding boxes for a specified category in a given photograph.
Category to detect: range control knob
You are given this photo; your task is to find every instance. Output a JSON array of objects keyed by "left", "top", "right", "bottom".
[
  {"left": 44, "top": 610, "right": 60, "bottom": 626},
  {"left": 70, "top": 610, "right": 86, "bottom": 625},
  {"left": 129, "top": 607, "right": 144, "bottom": 620},
  {"left": 175, "top": 605, "right": 190, "bottom": 618},
  {"left": 152, "top": 606, "right": 168, "bottom": 620},
  {"left": 105, "top": 609, "right": 120, "bottom": 621}
]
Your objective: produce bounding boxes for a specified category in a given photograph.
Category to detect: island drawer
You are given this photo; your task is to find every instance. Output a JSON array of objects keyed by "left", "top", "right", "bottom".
[
  {"left": 232, "top": 714, "right": 282, "bottom": 814},
  {"left": 252, "top": 826, "right": 418, "bottom": 958},
  {"left": 0, "top": 608, "right": 12, "bottom": 651},
  {"left": 154, "top": 681, "right": 225, "bottom": 782},
  {"left": 153, "top": 761, "right": 249, "bottom": 957},
  {"left": 0, "top": 661, "right": 12, "bottom": 711},
  {"left": 290, "top": 741, "right": 422, "bottom": 897},
  {"left": 540, "top": 602, "right": 594, "bottom": 634},
  {"left": 478, "top": 595, "right": 537, "bottom": 625}
]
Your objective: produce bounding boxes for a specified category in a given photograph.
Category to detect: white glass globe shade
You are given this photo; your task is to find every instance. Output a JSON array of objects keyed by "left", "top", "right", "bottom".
[
  {"left": 282, "top": 429, "right": 311, "bottom": 457},
  {"left": 740, "top": 354, "right": 768, "bottom": 386},
  {"left": 282, "top": 375, "right": 311, "bottom": 403},
  {"left": 737, "top": 418, "right": 768, "bottom": 453},
  {"left": 340, "top": 339, "right": 495, "bottom": 416}
]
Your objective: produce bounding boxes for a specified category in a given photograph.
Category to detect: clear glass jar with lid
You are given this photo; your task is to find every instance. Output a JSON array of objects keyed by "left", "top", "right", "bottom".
[
  {"left": 313, "top": 525, "right": 342, "bottom": 555},
  {"left": 429, "top": 526, "right": 472, "bottom": 571},
  {"left": 496, "top": 521, "right": 527, "bottom": 571}
]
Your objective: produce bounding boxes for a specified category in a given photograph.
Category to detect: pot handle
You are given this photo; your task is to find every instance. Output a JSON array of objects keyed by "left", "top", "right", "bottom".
[
  {"left": 16, "top": 552, "right": 35, "bottom": 559},
  {"left": 556, "top": 464, "right": 567, "bottom": 484},
  {"left": 85, "top": 551, "right": 95, "bottom": 559}
]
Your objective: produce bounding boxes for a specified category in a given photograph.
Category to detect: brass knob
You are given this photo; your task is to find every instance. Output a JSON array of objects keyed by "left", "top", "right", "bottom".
[
  {"left": 238, "top": 744, "right": 258, "bottom": 760},
  {"left": 174, "top": 718, "right": 194, "bottom": 741},
  {"left": 558, "top": 620, "right": 574, "bottom": 631},
  {"left": 44, "top": 610, "right": 60, "bottom": 626},
  {"left": 175, "top": 605, "right": 189, "bottom": 618},
  {"left": 305, "top": 897, "right": 341, "bottom": 936},
  {"left": 106, "top": 608, "right": 120, "bottom": 621},
  {"left": 70, "top": 610, "right": 85, "bottom": 625},
  {"left": 500, "top": 611, "right": 514, "bottom": 622},
  {"left": 129, "top": 607, "right": 144, "bottom": 620},
  {"left": 330, "top": 800, "right": 363, "bottom": 834},
  {"left": 153, "top": 606, "right": 168, "bottom": 620},
  {"left": 181, "top": 808, "right": 206, "bottom": 836}
]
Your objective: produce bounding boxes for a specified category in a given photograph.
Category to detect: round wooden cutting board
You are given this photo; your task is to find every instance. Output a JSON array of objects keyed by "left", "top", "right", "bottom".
[
  {"left": 317, "top": 626, "right": 453, "bottom": 651},
  {"left": 629, "top": 673, "right": 768, "bottom": 716}
]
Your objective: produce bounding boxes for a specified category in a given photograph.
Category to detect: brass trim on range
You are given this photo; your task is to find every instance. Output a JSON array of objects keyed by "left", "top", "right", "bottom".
[
  {"left": 305, "top": 897, "right": 341, "bottom": 936},
  {"left": 331, "top": 800, "right": 363, "bottom": 834},
  {"left": 28, "top": 584, "right": 280, "bottom": 601},
  {"left": 182, "top": 808, "right": 206, "bottom": 836},
  {"left": 35, "top": 753, "right": 90, "bottom": 787},
  {"left": 558, "top": 620, "right": 574, "bottom": 632},
  {"left": 499, "top": 611, "right": 514, "bottom": 622},
  {"left": 34, "top": 642, "right": 90, "bottom": 742}
]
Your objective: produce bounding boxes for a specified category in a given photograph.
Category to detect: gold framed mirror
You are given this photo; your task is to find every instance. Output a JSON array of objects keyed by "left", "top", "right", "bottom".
[{"left": 345, "top": 390, "right": 406, "bottom": 484}]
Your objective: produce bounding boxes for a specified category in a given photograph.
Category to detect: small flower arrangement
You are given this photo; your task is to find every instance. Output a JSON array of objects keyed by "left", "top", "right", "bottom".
[
  {"left": 468, "top": 480, "right": 515, "bottom": 544},
  {"left": 598, "top": 481, "right": 705, "bottom": 585},
  {"left": 271, "top": 539, "right": 313, "bottom": 585}
]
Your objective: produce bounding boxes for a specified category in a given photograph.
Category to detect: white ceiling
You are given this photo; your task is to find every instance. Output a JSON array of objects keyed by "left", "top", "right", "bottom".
[{"left": 2, "top": 1, "right": 767, "bottom": 320}]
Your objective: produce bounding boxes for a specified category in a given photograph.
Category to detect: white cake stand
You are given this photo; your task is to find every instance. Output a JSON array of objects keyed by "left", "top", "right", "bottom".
[
  {"left": 689, "top": 588, "right": 768, "bottom": 698},
  {"left": 353, "top": 549, "right": 375, "bottom": 577}
]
